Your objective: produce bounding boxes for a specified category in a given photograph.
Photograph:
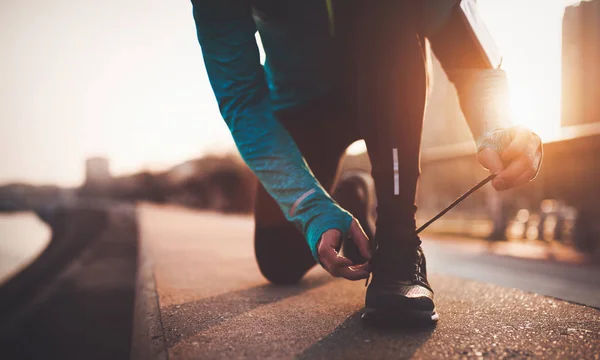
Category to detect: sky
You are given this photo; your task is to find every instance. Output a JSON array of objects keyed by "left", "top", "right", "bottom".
[{"left": 0, "top": 0, "right": 587, "bottom": 186}]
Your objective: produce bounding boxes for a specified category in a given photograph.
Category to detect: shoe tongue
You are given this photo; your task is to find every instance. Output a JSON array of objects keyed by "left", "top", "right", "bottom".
[
  {"left": 376, "top": 242, "right": 420, "bottom": 260},
  {"left": 372, "top": 245, "right": 421, "bottom": 278}
]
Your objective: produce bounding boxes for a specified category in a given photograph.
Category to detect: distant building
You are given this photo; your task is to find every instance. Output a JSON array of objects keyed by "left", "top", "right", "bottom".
[
  {"left": 562, "top": 0, "right": 600, "bottom": 126},
  {"left": 81, "top": 157, "right": 112, "bottom": 196},
  {"left": 84, "top": 157, "right": 111, "bottom": 185}
]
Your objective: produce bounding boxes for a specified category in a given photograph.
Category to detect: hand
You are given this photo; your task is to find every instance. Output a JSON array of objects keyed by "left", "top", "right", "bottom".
[
  {"left": 317, "top": 218, "right": 371, "bottom": 280},
  {"left": 477, "top": 126, "right": 542, "bottom": 191}
]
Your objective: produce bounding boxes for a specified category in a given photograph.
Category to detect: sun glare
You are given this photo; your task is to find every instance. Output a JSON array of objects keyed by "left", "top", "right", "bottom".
[
  {"left": 509, "top": 82, "right": 562, "bottom": 141},
  {"left": 478, "top": 0, "right": 568, "bottom": 142}
]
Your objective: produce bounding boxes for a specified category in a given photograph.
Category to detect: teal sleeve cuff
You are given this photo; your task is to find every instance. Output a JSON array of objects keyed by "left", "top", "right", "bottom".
[{"left": 305, "top": 202, "right": 352, "bottom": 264}]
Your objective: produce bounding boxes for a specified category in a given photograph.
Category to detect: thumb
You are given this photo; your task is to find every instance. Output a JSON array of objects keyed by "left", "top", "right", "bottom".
[
  {"left": 478, "top": 147, "right": 509, "bottom": 191},
  {"left": 477, "top": 147, "right": 504, "bottom": 174}
]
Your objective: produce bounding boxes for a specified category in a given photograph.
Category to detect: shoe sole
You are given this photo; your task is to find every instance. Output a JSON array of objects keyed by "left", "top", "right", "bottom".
[{"left": 361, "top": 306, "right": 439, "bottom": 327}]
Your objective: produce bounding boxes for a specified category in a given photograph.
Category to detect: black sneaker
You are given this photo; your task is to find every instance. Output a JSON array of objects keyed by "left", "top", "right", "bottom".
[{"left": 363, "top": 245, "right": 438, "bottom": 325}]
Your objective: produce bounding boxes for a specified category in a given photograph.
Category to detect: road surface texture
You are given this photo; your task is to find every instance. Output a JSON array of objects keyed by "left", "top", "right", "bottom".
[{"left": 136, "top": 205, "right": 600, "bottom": 360}]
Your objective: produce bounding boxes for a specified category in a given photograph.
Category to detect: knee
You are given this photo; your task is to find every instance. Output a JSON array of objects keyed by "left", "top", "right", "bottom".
[
  {"left": 254, "top": 224, "right": 316, "bottom": 285},
  {"left": 333, "top": 171, "right": 374, "bottom": 219}
]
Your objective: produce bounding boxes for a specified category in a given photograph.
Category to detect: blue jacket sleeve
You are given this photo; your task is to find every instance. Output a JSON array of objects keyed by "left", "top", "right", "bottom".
[{"left": 191, "top": 1, "right": 352, "bottom": 261}]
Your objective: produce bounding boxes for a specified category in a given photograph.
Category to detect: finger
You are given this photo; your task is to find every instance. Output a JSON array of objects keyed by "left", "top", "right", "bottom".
[
  {"left": 330, "top": 254, "right": 354, "bottom": 268},
  {"left": 349, "top": 219, "right": 371, "bottom": 260},
  {"left": 509, "top": 170, "right": 535, "bottom": 189},
  {"left": 318, "top": 229, "right": 345, "bottom": 270},
  {"left": 327, "top": 256, "right": 355, "bottom": 278},
  {"left": 334, "top": 263, "right": 371, "bottom": 281},
  {"left": 502, "top": 127, "right": 532, "bottom": 162},
  {"left": 320, "top": 249, "right": 354, "bottom": 276},
  {"left": 524, "top": 136, "right": 542, "bottom": 164},
  {"left": 495, "top": 154, "right": 536, "bottom": 190},
  {"left": 352, "top": 262, "right": 371, "bottom": 272},
  {"left": 509, "top": 148, "right": 540, "bottom": 188},
  {"left": 477, "top": 147, "right": 504, "bottom": 174}
]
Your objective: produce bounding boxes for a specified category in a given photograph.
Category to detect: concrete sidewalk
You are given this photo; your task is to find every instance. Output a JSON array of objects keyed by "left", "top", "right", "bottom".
[{"left": 136, "top": 205, "right": 600, "bottom": 359}]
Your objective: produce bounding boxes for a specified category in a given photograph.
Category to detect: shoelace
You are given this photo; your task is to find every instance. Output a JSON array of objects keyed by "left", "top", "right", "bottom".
[
  {"left": 364, "top": 246, "right": 424, "bottom": 287},
  {"left": 364, "top": 174, "right": 497, "bottom": 287}
]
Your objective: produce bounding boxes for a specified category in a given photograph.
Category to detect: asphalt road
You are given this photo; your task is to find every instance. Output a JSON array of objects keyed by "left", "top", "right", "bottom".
[
  {"left": 422, "top": 237, "right": 600, "bottom": 309},
  {"left": 138, "top": 205, "right": 600, "bottom": 359},
  {"left": 0, "top": 204, "right": 138, "bottom": 360}
]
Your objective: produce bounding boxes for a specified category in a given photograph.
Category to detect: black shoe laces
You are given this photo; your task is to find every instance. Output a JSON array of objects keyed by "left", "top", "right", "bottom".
[{"left": 365, "top": 246, "right": 429, "bottom": 290}]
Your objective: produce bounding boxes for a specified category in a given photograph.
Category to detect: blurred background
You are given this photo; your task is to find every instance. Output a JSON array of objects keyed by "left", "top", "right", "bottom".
[
  {"left": 1, "top": 0, "right": 599, "bottom": 269},
  {"left": 0, "top": 0, "right": 581, "bottom": 185},
  {"left": 1, "top": 0, "right": 599, "bottom": 358},
  {"left": 3, "top": 0, "right": 599, "bottom": 255}
]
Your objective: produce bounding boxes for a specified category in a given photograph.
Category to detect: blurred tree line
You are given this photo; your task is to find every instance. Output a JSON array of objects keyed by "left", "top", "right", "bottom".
[{"left": 79, "top": 154, "right": 257, "bottom": 214}]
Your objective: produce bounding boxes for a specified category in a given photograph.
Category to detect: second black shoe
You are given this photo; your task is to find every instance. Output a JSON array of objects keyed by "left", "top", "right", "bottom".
[{"left": 332, "top": 171, "right": 375, "bottom": 264}]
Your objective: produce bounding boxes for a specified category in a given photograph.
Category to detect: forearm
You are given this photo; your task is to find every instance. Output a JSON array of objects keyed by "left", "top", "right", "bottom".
[
  {"left": 423, "top": 0, "right": 542, "bottom": 187},
  {"left": 445, "top": 69, "right": 513, "bottom": 145},
  {"left": 192, "top": 0, "right": 351, "bottom": 260},
  {"left": 425, "top": 0, "right": 513, "bottom": 144},
  {"left": 229, "top": 99, "right": 352, "bottom": 260}
]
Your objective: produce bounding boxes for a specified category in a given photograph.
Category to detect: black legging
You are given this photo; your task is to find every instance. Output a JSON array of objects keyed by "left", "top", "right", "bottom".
[{"left": 254, "top": 1, "right": 428, "bottom": 284}]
